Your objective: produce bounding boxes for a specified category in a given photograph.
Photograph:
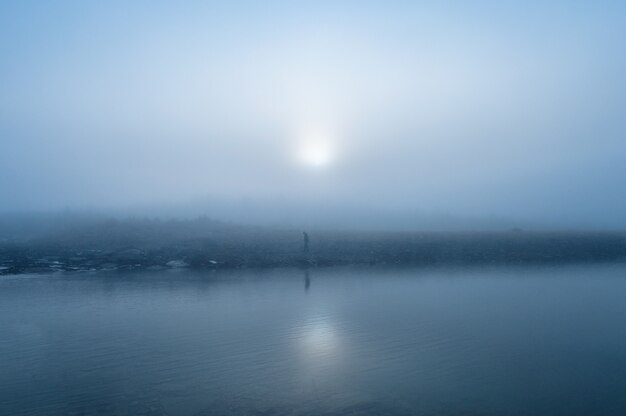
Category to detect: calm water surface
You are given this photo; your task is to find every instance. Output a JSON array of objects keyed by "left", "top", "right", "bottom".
[{"left": 2, "top": 264, "right": 626, "bottom": 415}]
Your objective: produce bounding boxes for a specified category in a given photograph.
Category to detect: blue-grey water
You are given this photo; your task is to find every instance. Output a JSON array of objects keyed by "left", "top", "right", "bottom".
[{"left": 2, "top": 264, "right": 626, "bottom": 416}]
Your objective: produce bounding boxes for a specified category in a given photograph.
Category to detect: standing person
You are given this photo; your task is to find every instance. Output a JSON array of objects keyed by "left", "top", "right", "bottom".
[{"left": 303, "top": 231, "right": 310, "bottom": 253}]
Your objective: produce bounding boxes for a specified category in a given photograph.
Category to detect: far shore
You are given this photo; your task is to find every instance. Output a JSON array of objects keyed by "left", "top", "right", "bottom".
[{"left": 2, "top": 218, "right": 626, "bottom": 275}]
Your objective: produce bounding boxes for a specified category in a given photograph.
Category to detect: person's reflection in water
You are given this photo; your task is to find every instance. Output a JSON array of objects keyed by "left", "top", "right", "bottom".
[{"left": 304, "top": 269, "right": 311, "bottom": 293}]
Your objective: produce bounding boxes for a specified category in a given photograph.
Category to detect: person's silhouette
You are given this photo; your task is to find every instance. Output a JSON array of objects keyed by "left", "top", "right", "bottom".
[{"left": 303, "top": 231, "right": 310, "bottom": 253}]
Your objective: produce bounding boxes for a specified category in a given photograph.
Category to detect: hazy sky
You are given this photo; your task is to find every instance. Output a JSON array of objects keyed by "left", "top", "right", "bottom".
[{"left": 1, "top": 1, "right": 626, "bottom": 228}]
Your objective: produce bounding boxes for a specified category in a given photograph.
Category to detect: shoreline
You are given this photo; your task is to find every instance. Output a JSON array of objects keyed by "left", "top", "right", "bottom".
[{"left": 3, "top": 230, "right": 626, "bottom": 276}]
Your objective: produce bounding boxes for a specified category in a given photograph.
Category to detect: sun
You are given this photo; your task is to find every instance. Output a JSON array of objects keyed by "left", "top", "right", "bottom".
[{"left": 297, "top": 133, "right": 335, "bottom": 168}]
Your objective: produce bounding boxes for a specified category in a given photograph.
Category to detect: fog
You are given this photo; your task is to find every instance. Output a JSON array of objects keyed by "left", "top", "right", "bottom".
[{"left": 2, "top": 1, "right": 626, "bottom": 230}]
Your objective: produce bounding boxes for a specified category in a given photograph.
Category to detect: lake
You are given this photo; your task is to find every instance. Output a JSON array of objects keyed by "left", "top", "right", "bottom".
[{"left": 2, "top": 264, "right": 626, "bottom": 415}]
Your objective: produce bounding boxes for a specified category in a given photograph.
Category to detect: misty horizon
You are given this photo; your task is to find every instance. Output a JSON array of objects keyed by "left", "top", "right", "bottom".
[
  {"left": 2, "top": 1, "right": 626, "bottom": 228},
  {"left": 0, "top": 201, "right": 612, "bottom": 234}
]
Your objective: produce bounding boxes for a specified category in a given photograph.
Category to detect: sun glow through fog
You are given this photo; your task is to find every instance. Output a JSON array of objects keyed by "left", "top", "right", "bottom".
[{"left": 296, "top": 133, "right": 335, "bottom": 168}]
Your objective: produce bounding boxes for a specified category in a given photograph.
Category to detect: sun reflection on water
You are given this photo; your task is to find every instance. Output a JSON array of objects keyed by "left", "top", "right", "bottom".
[
  {"left": 294, "top": 313, "right": 344, "bottom": 369},
  {"left": 301, "top": 318, "right": 338, "bottom": 357}
]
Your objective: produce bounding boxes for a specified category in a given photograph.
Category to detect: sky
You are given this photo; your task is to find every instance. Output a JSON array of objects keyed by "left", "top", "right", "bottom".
[{"left": 1, "top": 1, "right": 626, "bottom": 229}]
